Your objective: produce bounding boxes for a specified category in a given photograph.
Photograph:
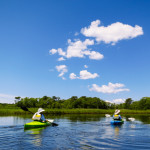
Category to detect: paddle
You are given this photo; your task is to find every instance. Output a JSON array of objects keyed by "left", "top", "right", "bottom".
[
  {"left": 20, "top": 106, "right": 58, "bottom": 126},
  {"left": 105, "top": 114, "right": 111, "bottom": 117},
  {"left": 21, "top": 106, "right": 33, "bottom": 114},
  {"left": 128, "top": 118, "right": 135, "bottom": 121}
]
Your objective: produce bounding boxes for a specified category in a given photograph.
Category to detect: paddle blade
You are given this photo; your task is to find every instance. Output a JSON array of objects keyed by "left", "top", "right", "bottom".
[
  {"left": 128, "top": 118, "right": 135, "bottom": 121},
  {"left": 47, "top": 119, "right": 54, "bottom": 123},
  {"left": 105, "top": 114, "right": 111, "bottom": 117},
  {"left": 20, "top": 106, "right": 33, "bottom": 114},
  {"left": 47, "top": 119, "right": 58, "bottom": 126},
  {"left": 20, "top": 106, "right": 29, "bottom": 111},
  {"left": 52, "top": 123, "right": 58, "bottom": 126}
]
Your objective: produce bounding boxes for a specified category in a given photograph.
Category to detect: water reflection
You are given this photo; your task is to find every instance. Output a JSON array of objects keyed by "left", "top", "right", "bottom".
[
  {"left": 0, "top": 114, "right": 150, "bottom": 149},
  {"left": 111, "top": 125, "right": 123, "bottom": 138},
  {"left": 24, "top": 127, "right": 45, "bottom": 134},
  {"left": 50, "top": 114, "right": 104, "bottom": 123},
  {"left": 1, "top": 114, "right": 150, "bottom": 124},
  {"left": 24, "top": 127, "right": 45, "bottom": 146},
  {"left": 130, "top": 124, "right": 136, "bottom": 129},
  {"left": 124, "top": 115, "right": 150, "bottom": 124}
]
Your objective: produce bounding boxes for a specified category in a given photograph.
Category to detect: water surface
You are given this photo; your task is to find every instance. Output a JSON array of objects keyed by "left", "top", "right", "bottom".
[{"left": 0, "top": 114, "right": 150, "bottom": 149}]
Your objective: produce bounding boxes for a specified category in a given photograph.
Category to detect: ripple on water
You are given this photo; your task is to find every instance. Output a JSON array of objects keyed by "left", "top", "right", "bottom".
[
  {"left": 73, "top": 120, "right": 150, "bottom": 150},
  {"left": 0, "top": 116, "right": 150, "bottom": 149}
]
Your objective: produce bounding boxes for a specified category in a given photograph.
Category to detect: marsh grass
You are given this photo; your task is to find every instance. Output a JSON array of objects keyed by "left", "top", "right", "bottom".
[
  {"left": 1, "top": 107, "right": 150, "bottom": 115},
  {"left": 0, "top": 108, "right": 27, "bottom": 115}
]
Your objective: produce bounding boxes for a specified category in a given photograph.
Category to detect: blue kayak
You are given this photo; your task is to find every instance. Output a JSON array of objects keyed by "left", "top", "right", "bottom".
[{"left": 110, "top": 119, "right": 124, "bottom": 125}]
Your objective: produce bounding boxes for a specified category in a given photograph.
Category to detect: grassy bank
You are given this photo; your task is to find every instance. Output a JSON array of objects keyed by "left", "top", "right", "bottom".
[{"left": 1, "top": 108, "right": 150, "bottom": 115}]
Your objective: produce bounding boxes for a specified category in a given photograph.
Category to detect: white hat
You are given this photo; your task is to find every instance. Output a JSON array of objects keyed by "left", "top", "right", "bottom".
[
  {"left": 115, "top": 109, "right": 120, "bottom": 115},
  {"left": 38, "top": 108, "right": 45, "bottom": 113}
]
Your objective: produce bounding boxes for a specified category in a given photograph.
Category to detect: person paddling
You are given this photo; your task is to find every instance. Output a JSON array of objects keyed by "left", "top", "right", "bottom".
[
  {"left": 113, "top": 109, "right": 122, "bottom": 121},
  {"left": 32, "top": 108, "right": 47, "bottom": 122}
]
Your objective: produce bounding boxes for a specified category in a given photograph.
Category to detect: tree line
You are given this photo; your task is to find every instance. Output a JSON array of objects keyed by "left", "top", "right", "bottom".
[{"left": 14, "top": 96, "right": 150, "bottom": 110}]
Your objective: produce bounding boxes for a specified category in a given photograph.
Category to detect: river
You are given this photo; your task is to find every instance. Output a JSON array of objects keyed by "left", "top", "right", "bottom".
[{"left": 0, "top": 114, "right": 150, "bottom": 149}]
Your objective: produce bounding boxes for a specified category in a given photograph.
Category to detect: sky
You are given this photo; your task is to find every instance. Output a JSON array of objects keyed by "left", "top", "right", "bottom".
[{"left": 0, "top": 0, "right": 150, "bottom": 104}]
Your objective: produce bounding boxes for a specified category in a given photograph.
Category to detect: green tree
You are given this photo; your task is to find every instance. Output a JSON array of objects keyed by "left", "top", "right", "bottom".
[
  {"left": 124, "top": 98, "right": 133, "bottom": 109},
  {"left": 139, "top": 97, "right": 150, "bottom": 110}
]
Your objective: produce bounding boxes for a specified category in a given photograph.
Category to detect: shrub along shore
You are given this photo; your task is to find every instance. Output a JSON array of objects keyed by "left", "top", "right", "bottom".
[
  {"left": 1, "top": 108, "right": 150, "bottom": 115},
  {"left": 14, "top": 96, "right": 150, "bottom": 110},
  {"left": 1, "top": 96, "right": 150, "bottom": 115}
]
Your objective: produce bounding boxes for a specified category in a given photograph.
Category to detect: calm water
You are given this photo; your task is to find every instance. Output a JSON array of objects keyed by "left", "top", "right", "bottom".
[{"left": 0, "top": 114, "right": 150, "bottom": 150}]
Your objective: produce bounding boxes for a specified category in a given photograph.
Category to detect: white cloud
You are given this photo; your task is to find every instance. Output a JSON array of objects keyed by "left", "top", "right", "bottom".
[
  {"left": 105, "top": 100, "right": 113, "bottom": 103},
  {"left": 113, "top": 98, "right": 125, "bottom": 104},
  {"left": 89, "top": 82, "right": 130, "bottom": 94},
  {"left": 66, "top": 39, "right": 94, "bottom": 58},
  {"left": 70, "top": 70, "right": 99, "bottom": 80},
  {"left": 61, "top": 77, "right": 66, "bottom": 80},
  {"left": 58, "top": 57, "right": 65, "bottom": 61},
  {"left": 84, "top": 65, "right": 88, "bottom": 68},
  {"left": 56, "top": 65, "right": 68, "bottom": 79},
  {"left": 49, "top": 39, "right": 104, "bottom": 60},
  {"left": 81, "top": 20, "right": 143, "bottom": 44},
  {"left": 49, "top": 48, "right": 66, "bottom": 56},
  {"left": 79, "top": 70, "right": 99, "bottom": 79},
  {"left": 49, "top": 20, "right": 143, "bottom": 62},
  {"left": 0, "top": 93, "right": 16, "bottom": 104},
  {"left": 70, "top": 73, "right": 77, "bottom": 79},
  {"left": 75, "top": 32, "right": 79, "bottom": 36},
  {"left": 106, "top": 98, "right": 125, "bottom": 104},
  {"left": 58, "top": 48, "right": 66, "bottom": 56},
  {"left": 49, "top": 48, "right": 57, "bottom": 54},
  {"left": 84, "top": 50, "right": 104, "bottom": 60}
]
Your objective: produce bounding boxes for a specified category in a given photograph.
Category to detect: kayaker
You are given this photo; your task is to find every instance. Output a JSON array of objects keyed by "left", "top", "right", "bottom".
[
  {"left": 32, "top": 108, "right": 47, "bottom": 122},
  {"left": 113, "top": 109, "right": 122, "bottom": 120}
]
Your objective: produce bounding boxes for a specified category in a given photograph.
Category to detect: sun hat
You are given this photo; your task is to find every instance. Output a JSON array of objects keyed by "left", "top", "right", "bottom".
[
  {"left": 38, "top": 108, "right": 45, "bottom": 113},
  {"left": 114, "top": 109, "right": 120, "bottom": 115}
]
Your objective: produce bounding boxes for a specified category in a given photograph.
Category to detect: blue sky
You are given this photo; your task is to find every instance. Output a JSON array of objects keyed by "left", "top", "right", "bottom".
[{"left": 0, "top": 0, "right": 150, "bottom": 103}]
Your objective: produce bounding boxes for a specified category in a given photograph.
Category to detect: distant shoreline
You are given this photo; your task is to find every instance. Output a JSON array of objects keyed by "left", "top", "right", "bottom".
[{"left": 1, "top": 108, "right": 150, "bottom": 115}]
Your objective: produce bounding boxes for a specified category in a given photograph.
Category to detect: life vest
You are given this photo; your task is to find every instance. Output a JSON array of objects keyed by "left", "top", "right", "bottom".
[
  {"left": 32, "top": 112, "right": 41, "bottom": 121},
  {"left": 113, "top": 115, "right": 120, "bottom": 120}
]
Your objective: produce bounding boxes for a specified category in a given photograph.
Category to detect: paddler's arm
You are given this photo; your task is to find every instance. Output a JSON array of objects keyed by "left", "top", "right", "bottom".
[
  {"left": 32, "top": 113, "right": 37, "bottom": 120},
  {"left": 41, "top": 114, "right": 46, "bottom": 122},
  {"left": 119, "top": 115, "right": 122, "bottom": 120}
]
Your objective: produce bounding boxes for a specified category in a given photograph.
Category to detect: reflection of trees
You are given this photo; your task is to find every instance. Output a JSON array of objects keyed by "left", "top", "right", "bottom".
[
  {"left": 17, "top": 114, "right": 103, "bottom": 122},
  {"left": 132, "top": 115, "right": 150, "bottom": 124},
  {"left": 51, "top": 114, "right": 104, "bottom": 122},
  {"left": 124, "top": 115, "right": 150, "bottom": 124}
]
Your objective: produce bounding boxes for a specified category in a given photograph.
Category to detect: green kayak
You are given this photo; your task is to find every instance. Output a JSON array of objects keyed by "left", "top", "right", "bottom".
[{"left": 24, "top": 121, "right": 51, "bottom": 129}]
